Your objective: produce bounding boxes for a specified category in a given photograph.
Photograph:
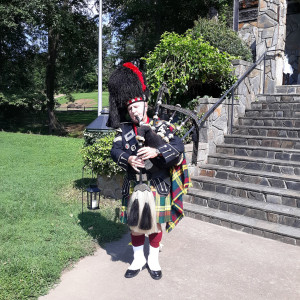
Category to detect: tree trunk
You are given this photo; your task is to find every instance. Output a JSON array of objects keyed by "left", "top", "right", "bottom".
[{"left": 46, "top": 26, "right": 61, "bottom": 134}]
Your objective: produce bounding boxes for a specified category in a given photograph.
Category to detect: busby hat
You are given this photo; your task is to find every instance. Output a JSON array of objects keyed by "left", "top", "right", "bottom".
[{"left": 106, "top": 63, "right": 150, "bottom": 129}]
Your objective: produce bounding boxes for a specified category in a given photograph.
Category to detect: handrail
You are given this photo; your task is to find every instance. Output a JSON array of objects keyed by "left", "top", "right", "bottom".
[{"left": 182, "top": 48, "right": 285, "bottom": 140}]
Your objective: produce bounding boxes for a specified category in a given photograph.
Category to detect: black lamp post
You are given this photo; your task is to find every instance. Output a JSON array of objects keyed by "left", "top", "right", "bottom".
[{"left": 86, "top": 108, "right": 111, "bottom": 132}]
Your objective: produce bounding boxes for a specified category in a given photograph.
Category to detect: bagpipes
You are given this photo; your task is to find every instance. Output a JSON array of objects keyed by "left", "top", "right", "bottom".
[
  {"left": 126, "top": 83, "right": 200, "bottom": 234},
  {"left": 137, "top": 82, "right": 200, "bottom": 165}
]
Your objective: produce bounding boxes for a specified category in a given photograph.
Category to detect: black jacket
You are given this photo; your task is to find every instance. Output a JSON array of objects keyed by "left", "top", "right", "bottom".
[{"left": 111, "top": 121, "right": 184, "bottom": 196}]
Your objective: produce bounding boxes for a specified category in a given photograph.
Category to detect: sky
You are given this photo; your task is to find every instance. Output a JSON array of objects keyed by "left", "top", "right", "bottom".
[{"left": 87, "top": 0, "right": 99, "bottom": 17}]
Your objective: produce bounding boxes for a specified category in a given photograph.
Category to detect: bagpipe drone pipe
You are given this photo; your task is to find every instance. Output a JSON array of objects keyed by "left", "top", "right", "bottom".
[
  {"left": 126, "top": 83, "right": 200, "bottom": 234},
  {"left": 138, "top": 82, "right": 200, "bottom": 165}
]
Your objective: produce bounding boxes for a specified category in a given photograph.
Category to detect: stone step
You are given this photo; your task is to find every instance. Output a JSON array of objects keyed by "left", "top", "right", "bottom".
[
  {"left": 191, "top": 175, "right": 300, "bottom": 207},
  {"left": 185, "top": 188, "right": 300, "bottom": 227},
  {"left": 251, "top": 102, "right": 300, "bottom": 110},
  {"left": 191, "top": 176, "right": 300, "bottom": 207},
  {"left": 232, "top": 125, "right": 300, "bottom": 139},
  {"left": 184, "top": 202, "right": 300, "bottom": 246},
  {"left": 224, "top": 134, "right": 300, "bottom": 149},
  {"left": 245, "top": 109, "right": 300, "bottom": 118},
  {"left": 257, "top": 93, "right": 300, "bottom": 101},
  {"left": 199, "top": 163, "right": 300, "bottom": 191},
  {"left": 217, "top": 144, "right": 300, "bottom": 162},
  {"left": 208, "top": 153, "right": 300, "bottom": 176},
  {"left": 275, "top": 85, "right": 300, "bottom": 94},
  {"left": 239, "top": 117, "right": 300, "bottom": 127}
]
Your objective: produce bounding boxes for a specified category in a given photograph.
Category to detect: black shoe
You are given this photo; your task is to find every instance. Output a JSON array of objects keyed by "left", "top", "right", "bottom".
[
  {"left": 124, "top": 264, "right": 146, "bottom": 278},
  {"left": 147, "top": 264, "right": 162, "bottom": 280}
]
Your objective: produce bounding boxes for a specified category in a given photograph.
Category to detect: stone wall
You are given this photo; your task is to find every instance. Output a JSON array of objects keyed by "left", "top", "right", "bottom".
[
  {"left": 239, "top": 22, "right": 258, "bottom": 59},
  {"left": 238, "top": 0, "right": 288, "bottom": 92},
  {"left": 256, "top": 0, "right": 287, "bottom": 92}
]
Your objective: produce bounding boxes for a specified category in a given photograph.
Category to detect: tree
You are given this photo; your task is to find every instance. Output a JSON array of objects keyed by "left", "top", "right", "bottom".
[
  {"left": 0, "top": 0, "right": 42, "bottom": 115},
  {"left": 0, "top": 0, "right": 98, "bottom": 133},
  {"left": 27, "top": 0, "right": 98, "bottom": 133},
  {"left": 100, "top": 0, "right": 233, "bottom": 67}
]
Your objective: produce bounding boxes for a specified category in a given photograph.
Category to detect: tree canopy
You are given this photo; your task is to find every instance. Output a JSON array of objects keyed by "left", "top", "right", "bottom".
[
  {"left": 101, "top": 0, "right": 233, "bottom": 66},
  {"left": 0, "top": 0, "right": 98, "bottom": 132}
]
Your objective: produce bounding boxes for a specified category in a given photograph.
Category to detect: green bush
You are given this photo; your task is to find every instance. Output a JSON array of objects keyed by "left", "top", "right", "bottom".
[
  {"left": 189, "top": 18, "right": 252, "bottom": 62},
  {"left": 82, "top": 131, "right": 124, "bottom": 177},
  {"left": 143, "top": 32, "right": 236, "bottom": 106}
]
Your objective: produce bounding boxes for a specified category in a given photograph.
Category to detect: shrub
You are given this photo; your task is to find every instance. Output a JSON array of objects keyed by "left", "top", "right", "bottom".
[
  {"left": 189, "top": 18, "right": 252, "bottom": 62},
  {"left": 143, "top": 32, "right": 236, "bottom": 106},
  {"left": 81, "top": 131, "right": 124, "bottom": 177}
]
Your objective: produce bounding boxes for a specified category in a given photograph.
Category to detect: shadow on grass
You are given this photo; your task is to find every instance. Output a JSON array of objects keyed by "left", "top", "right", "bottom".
[
  {"left": 78, "top": 211, "right": 131, "bottom": 264},
  {"left": 0, "top": 110, "right": 98, "bottom": 137},
  {"left": 73, "top": 177, "right": 97, "bottom": 190}
]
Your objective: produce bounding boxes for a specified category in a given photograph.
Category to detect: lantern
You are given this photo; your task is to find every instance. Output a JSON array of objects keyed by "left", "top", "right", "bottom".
[
  {"left": 81, "top": 167, "right": 101, "bottom": 212},
  {"left": 86, "top": 184, "right": 101, "bottom": 210}
]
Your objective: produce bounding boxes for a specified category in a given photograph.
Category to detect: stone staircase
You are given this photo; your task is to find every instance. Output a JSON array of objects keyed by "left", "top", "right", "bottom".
[{"left": 184, "top": 90, "right": 300, "bottom": 246}]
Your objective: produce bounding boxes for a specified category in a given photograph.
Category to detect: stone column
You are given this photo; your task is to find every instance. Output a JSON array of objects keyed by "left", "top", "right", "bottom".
[
  {"left": 256, "top": 0, "right": 287, "bottom": 92},
  {"left": 232, "top": 59, "right": 263, "bottom": 115}
]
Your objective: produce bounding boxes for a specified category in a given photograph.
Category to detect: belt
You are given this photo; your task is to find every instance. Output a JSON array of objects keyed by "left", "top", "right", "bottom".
[
  {"left": 127, "top": 168, "right": 170, "bottom": 184},
  {"left": 128, "top": 172, "right": 150, "bottom": 182}
]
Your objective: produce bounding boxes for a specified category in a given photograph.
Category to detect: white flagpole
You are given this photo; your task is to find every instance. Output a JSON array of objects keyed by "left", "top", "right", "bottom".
[{"left": 98, "top": 0, "right": 102, "bottom": 116}]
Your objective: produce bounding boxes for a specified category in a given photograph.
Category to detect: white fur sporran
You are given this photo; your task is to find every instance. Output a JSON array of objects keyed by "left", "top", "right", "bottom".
[{"left": 127, "top": 183, "right": 157, "bottom": 235}]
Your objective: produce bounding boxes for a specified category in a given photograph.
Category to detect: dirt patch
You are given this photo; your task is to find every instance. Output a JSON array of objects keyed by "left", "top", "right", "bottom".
[
  {"left": 54, "top": 93, "right": 65, "bottom": 98},
  {"left": 64, "top": 124, "right": 86, "bottom": 137},
  {"left": 60, "top": 99, "right": 96, "bottom": 108}
]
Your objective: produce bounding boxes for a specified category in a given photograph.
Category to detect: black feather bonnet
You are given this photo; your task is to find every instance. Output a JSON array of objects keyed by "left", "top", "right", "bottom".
[{"left": 106, "top": 63, "right": 150, "bottom": 129}]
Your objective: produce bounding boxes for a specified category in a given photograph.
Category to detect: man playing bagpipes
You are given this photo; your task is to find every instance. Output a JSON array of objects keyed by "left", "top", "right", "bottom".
[{"left": 107, "top": 63, "right": 191, "bottom": 280}]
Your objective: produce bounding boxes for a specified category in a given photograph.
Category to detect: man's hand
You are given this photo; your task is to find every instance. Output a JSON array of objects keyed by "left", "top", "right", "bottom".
[
  {"left": 128, "top": 155, "right": 145, "bottom": 172},
  {"left": 137, "top": 147, "right": 158, "bottom": 160}
]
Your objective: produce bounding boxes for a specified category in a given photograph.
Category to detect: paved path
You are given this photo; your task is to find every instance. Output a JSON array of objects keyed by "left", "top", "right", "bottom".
[{"left": 40, "top": 217, "right": 300, "bottom": 300}]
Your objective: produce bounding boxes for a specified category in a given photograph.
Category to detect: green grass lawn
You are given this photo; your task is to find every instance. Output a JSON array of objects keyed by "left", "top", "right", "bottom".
[
  {"left": 0, "top": 132, "right": 127, "bottom": 300},
  {"left": 57, "top": 91, "right": 109, "bottom": 107}
]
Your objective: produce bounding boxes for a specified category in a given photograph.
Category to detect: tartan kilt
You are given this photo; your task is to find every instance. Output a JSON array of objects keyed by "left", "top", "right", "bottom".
[{"left": 120, "top": 180, "right": 172, "bottom": 224}]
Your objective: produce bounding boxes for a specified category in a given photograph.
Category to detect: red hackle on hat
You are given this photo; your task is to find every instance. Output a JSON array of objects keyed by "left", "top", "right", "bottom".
[{"left": 123, "top": 62, "right": 147, "bottom": 92}]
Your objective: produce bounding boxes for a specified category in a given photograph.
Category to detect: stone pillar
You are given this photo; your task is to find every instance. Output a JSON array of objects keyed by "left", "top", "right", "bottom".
[
  {"left": 232, "top": 59, "right": 263, "bottom": 116},
  {"left": 256, "top": 0, "right": 287, "bottom": 92},
  {"left": 184, "top": 97, "right": 230, "bottom": 174}
]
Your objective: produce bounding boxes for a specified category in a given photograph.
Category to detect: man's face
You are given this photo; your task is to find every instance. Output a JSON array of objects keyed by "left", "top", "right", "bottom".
[{"left": 127, "top": 101, "right": 148, "bottom": 123}]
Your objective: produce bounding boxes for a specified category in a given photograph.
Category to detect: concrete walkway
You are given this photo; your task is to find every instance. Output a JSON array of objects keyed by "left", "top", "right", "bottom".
[{"left": 39, "top": 217, "right": 300, "bottom": 300}]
